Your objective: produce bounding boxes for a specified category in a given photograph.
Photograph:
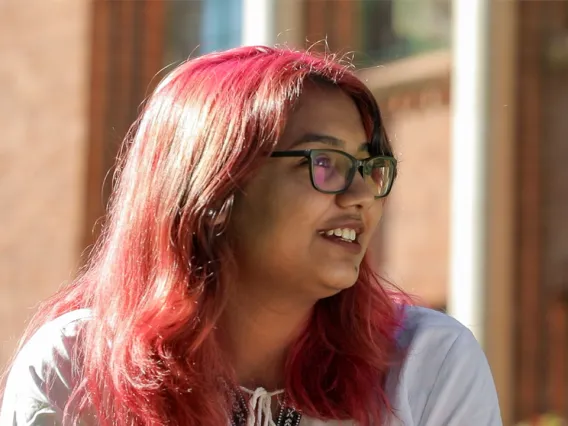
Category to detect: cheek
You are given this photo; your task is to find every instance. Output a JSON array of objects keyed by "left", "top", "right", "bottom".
[
  {"left": 366, "top": 203, "right": 385, "bottom": 235},
  {"left": 230, "top": 165, "right": 335, "bottom": 252},
  {"left": 229, "top": 185, "right": 289, "bottom": 251},
  {"left": 230, "top": 199, "right": 274, "bottom": 245},
  {"left": 231, "top": 189, "right": 322, "bottom": 254}
]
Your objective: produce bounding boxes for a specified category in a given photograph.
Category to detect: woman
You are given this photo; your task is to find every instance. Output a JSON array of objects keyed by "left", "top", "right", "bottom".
[{"left": 0, "top": 46, "right": 501, "bottom": 426}]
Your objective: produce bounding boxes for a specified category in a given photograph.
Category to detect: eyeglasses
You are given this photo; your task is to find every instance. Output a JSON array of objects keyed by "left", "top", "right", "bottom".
[{"left": 270, "top": 149, "right": 397, "bottom": 199}]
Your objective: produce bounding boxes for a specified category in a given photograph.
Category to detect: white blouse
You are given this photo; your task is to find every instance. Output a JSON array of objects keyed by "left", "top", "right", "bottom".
[{"left": 0, "top": 306, "right": 502, "bottom": 426}]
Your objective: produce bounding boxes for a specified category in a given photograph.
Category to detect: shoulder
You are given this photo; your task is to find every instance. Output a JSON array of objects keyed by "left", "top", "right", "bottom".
[
  {"left": 0, "top": 309, "right": 93, "bottom": 425},
  {"left": 13, "top": 309, "right": 93, "bottom": 377},
  {"left": 393, "top": 305, "right": 478, "bottom": 392},
  {"left": 397, "top": 305, "right": 471, "bottom": 352},
  {"left": 388, "top": 305, "right": 502, "bottom": 425},
  {"left": 395, "top": 304, "right": 488, "bottom": 381},
  {"left": 22, "top": 308, "right": 92, "bottom": 346}
]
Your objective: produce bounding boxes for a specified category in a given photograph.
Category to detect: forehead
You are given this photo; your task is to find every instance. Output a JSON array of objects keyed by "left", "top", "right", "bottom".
[{"left": 278, "top": 84, "right": 368, "bottom": 151}]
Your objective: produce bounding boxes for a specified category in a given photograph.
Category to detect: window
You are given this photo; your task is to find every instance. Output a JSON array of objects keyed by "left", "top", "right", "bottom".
[
  {"left": 165, "top": 0, "right": 242, "bottom": 65},
  {"left": 304, "top": 0, "right": 451, "bottom": 66}
]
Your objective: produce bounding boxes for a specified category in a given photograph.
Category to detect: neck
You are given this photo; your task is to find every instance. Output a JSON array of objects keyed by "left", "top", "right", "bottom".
[{"left": 219, "top": 289, "right": 314, "bottom": 391}]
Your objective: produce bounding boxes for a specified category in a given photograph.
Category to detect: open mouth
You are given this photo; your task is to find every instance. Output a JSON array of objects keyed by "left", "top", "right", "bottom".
[{"left": 318, "top": 227, "right": 358, "bottom": 244}]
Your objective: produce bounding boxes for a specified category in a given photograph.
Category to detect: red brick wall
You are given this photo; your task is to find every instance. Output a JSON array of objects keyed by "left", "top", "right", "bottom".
[
  {"left": 0, "top": 1, "right": 90, "bottom": 367},
  {"left": 378, "top": 89, "right": 451, "bottom": 308}
]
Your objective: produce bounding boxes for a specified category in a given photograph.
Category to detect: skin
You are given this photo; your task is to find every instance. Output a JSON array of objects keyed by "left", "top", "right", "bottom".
[{"left": 220, "top": 83, "right": 386, "bottom": 391}]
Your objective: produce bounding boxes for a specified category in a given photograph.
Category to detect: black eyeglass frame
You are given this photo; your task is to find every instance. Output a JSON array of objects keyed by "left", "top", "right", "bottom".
[{"left": 270, "top": 149, "right": 397, "bottom": 199}]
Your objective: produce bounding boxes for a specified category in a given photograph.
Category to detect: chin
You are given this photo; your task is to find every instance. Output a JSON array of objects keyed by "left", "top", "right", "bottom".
[{"left": 318, "top": 269, "right": 359, "bottom": 296}]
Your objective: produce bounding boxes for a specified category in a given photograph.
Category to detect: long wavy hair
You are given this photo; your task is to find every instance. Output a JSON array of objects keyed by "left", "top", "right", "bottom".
[{"left": 8, "top": 46, "right": 405, "bottom": 426}]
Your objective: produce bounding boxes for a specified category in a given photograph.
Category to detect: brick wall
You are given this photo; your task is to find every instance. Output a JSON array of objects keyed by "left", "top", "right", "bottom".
[
  {"left": 543, "top": 67, "right": 568, "bottom": 297},
  {"left": 0, "top": 0, "right": 90, "bottom": 367},
  {"left": 361, "top": 51, "right": 452, "bottom": 309},
  {"left": 379, "top": 96, "right": 451, "bottom": 308}
]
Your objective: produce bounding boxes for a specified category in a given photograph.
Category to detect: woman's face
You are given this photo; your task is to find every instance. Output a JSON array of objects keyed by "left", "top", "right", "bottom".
[{"left": 228, "top": 84, "right": 385, "bottom": 304}]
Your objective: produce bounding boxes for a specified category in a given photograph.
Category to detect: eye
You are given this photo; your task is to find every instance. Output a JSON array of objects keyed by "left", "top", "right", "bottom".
[{"left": 312, "top": 154, "right": 333, "bottom": 168}]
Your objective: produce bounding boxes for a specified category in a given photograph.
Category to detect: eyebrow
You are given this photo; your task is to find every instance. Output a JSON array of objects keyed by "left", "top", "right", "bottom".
[{"left": 291, "top": 133, "right": 369, "bottom": 152}]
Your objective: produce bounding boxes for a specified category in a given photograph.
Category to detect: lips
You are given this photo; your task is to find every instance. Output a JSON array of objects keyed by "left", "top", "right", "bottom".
[
  {"left": 318, "top": 227, "right": 357, "bottom": 242},
  {"left": 316, "top": 217, "right": 366, "bottom": 255},
  {"left": 317, "top": 218, "right": 365, "bottom": 242},
  {"left": 318, "top": 230, "right": 363, "bottom": 254}
]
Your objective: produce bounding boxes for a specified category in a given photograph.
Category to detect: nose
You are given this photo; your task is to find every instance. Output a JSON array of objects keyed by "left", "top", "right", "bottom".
[{"left": 335, "top": 171, "right": 375, "bottom": 210}]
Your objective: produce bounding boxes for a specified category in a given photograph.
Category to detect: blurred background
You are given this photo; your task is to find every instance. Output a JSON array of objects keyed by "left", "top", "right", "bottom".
[{"left": 1, "top": 0, "right": 568, "bottom": 424}]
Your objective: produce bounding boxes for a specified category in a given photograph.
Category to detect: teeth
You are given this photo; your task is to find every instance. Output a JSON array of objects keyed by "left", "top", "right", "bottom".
[{"left": 320, "top": 228, "right": 357, "bottom": 242}]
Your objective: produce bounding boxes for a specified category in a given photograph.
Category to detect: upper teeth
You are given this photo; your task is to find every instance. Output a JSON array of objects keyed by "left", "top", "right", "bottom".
[{"left": 320, "top": 228, "right": 357, "bottom": 241}]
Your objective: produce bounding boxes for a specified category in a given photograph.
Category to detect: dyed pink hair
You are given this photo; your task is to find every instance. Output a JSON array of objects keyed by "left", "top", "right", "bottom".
[{"left": 9, "top": 46, "right": 404, "bottom": 425}]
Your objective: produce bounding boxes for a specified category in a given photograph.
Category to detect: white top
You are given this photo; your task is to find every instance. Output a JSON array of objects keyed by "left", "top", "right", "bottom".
[{"left": 0, "top": 306, "right": 502, "bottom": 426}]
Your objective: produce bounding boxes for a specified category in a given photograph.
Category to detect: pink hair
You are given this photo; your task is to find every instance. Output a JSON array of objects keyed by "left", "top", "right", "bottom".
[{"left": 8, "top": 46, "right": 405, "bottom": 425}]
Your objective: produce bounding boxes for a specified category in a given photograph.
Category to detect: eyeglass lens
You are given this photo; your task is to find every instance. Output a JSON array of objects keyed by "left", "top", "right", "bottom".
[{"left": 311, "top": 151, "right": 392, "bottom": 196}]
